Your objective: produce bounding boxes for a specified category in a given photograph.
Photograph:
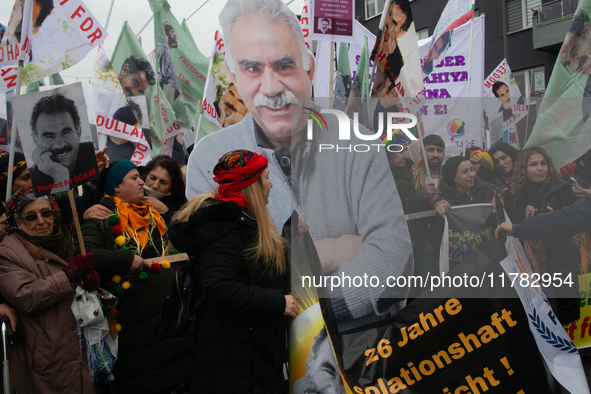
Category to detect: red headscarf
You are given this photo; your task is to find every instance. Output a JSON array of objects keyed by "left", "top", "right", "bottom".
[{"left": 213, "top": 150, "right": 268, "bottom": 209}]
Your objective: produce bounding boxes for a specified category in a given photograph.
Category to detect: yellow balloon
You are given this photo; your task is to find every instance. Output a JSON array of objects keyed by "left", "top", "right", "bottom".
[{"left": 122, "top": 281, "right": 131, "bottom": 290}]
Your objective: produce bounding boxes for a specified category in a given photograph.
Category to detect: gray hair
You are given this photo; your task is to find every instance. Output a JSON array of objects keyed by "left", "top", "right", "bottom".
[
  {"left": 15, "top": 193, "right": 49, "bottom": 218},
  {"left": 219, "top": 0, "right": 313, "bottom": 73}
]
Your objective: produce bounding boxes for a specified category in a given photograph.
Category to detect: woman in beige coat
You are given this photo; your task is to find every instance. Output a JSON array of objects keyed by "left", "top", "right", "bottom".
[{"left": 0, "top": 186, "right": 101, "bottom": 393}]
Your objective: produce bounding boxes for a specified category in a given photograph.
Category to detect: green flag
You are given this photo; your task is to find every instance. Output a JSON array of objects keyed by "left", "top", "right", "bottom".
[
  {"left": 49, "top": 73, "right": 65, "bottom": 86},
  {"left": 111, "top": 21, "right": 175, "bottom": 156},
  {"left": 337, "top": 42, "right": 351, "bottom": 77},
  {"left": 524, "top": 0, "right": 591, "bottom": 168}
]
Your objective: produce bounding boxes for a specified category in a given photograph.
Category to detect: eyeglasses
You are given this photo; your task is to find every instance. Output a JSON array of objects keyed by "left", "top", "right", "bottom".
[{"left": 20, "top": 210, "right": 54, "bottom": 222}]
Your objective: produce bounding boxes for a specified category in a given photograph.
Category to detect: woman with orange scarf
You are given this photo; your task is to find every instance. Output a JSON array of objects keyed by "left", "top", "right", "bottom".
[{"left": 79, "top": 160, "right": 192, "bottom": 394}]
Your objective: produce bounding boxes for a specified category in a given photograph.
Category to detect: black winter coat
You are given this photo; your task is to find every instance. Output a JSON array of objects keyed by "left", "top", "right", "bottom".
[
  {"left": 503, "top": 178, "right": 580, "bottom": 324},
  {"left": 168, "top": 199, "right": 289, "bottom": 394},
  {"left": 78, "top": 196, "right": 192, "bottom": 394}
]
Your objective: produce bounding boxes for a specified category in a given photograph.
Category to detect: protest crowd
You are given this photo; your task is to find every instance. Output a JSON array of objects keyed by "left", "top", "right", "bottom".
[{"left": 1, "top": 0, "right": 591, "bottom": 392}]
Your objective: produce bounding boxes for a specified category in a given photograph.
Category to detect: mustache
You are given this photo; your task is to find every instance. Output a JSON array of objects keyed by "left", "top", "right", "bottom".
[
  {"left": 224, "top": 101, "right": 236, "bottom": 112},
  {"left": 50, "top": 146, "right": 72, "bottom": 156},
  {"left": 124, "top": 86, "right": 133, "bottom": 96},
  {"left": 253, "top": 91, "right": 299, "bottom": 110}
]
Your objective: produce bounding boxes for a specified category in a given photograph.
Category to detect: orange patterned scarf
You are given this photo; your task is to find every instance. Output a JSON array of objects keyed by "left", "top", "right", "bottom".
[{"left": 110, "top": 195, "right": 166, "bottom": 248}]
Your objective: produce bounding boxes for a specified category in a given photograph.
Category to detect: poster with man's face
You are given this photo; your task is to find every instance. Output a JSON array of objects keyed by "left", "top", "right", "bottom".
[{"left": 11, "top": 82, "right": 98, "bottom": 197}]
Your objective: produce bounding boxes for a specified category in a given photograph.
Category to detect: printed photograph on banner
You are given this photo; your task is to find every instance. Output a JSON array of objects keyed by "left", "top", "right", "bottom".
[
  {"left": 370, "top": 0, "right": 424, "bottom": 110},
  {"left": 2, "top": 90, "right": 23, "bottom": 153},
  {"left": 414, "top": 15, "right": 485, "bottom": 156},
  {"left": 201, "top": 30, "right": 249, "bottom": 128},
  {"left": 0, "top": 0, "right": 107, "bottom": 93},
  {"left": 155, "top": 19, "right": 181, "bottom": 106},
  {"left": 310, "top": 0, "right": 354, "bottom": 42},
  {"left": 11, "top": 82, "right": 98, "bottom": 196},
  {"left": 290, "top": 304, "right": 346, "bottom": 394},
  {"left": 0, "top": 0, "right": 33, "bottom": 69},
  {"left": 98, "top": 95, "right": 152, "bottom": 167},
  {"left": 483, "top": 59, "right": 528, "bottom": 132},
  {"left": 163, "top": 123, "right": 188, "bottom": 165}
]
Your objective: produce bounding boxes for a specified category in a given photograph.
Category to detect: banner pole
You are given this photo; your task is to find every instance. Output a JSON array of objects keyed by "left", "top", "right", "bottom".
[
  {"left": 67, "top": 190, "right": 86, "bottom": 254},
  {"left": 461, "top": 9, "right": 475, "bottom": 156},
  {"left": 329, "top": 42, "right": 335, "bottom": 109},
  {"left": 194, "top": 106, "right": 204, "bottom": 143},
  {"left": 523, "top": 69, "right": 535, "bottom": 144},
  {"left": 104, "top": 0, "right": 116, "bottom": 31},
  {"left": 6, "top": 60, "right": 24, "bottom": 202},
  {"left": 368, "top": 0, "right": 392, "bottom": 128}
]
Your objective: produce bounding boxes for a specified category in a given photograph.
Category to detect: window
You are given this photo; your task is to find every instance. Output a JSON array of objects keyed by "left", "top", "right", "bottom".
[
  {"left": 507, "top": 0, "right": 542, "bottom": 32},
  {"left": 513, "top": 66, "right": 545, "bottom": 104},
  {"left": 416, "top": 28, "right": 429, "bottom": 41},
  {"left": 365, "top": 0, "right": 386, "bottom": 20}
]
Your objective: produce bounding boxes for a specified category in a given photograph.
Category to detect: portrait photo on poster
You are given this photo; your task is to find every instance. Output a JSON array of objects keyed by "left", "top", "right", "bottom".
[{"left": 11, "top": 82, "right": 98, "bottom": 197}]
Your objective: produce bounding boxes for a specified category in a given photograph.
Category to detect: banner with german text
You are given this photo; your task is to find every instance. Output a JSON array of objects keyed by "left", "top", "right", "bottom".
[
  {"left": 0, "top": 0, "right": 106, "bottom": 93},
  {"left": 0, "top": 0, "right": 33, "bottom": 69}
]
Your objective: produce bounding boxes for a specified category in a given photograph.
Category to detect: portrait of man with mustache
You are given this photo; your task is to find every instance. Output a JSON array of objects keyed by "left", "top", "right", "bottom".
[
  {"left": 28, "top": 93, "right": 96, "bottom": 194},
  {"left": 214, "top": 82, "right": 249, "bottom": 127},
  {"left": 117, "top": 55, "right": 156, "bottom": 98}
]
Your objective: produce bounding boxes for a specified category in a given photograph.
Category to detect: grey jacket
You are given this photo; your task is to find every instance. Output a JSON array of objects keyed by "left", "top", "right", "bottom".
[{"left": 186, "top": 113, "right": 413, "bottom": 330}]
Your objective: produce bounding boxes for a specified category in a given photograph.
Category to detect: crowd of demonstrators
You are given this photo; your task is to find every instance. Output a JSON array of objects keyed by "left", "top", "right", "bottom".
[{"left": 169, "top": 150, "right": 296, "bottom": 393}]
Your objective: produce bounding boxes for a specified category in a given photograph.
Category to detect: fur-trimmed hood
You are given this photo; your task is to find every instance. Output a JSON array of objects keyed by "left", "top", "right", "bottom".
[{"left": 167, "top": 199, "right": 247, "bottom": 253}]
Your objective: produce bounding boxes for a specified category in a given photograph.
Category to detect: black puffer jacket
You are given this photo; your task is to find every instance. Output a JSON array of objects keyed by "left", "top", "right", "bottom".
[{"left": 168, "top": 199, "right": 289, "bottom": 394}]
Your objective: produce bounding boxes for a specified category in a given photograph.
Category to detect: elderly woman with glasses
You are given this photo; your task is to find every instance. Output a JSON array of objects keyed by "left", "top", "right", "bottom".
[{"left": 0, "top": 186, "right": 101, "bottom": 394}]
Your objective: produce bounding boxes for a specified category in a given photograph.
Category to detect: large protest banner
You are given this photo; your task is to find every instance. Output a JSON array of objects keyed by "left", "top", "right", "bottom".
[
  {"left": 290, "top": 214, "right": 584, "bottom": 393},
  {"left": 92, "top": 45, "right": 152, "bottom": 166},
  {"left": 370, "top": 0, "right": 424, "bottom": 109},
  {"left": 0, "top": 0, "right": 106, "bottom": 93},
  {"left": 423, "top": 0, "right": 474, "bottom": 76},
  {"left": 565, "top": 273, "right": 591, "bottom": 349},
  {"left": 299, "top": 0, "right": 312, "bottom": 50},
  {"left": 150, "top": 0, "right": 217, "bottom": 141},
  {"left": 484, "top": 59, "right": 528, "bottom": 146},
  {"left": 410, "top": 15, "right": 484, "bottom": 156},
  {"left": 524, "top": 0, "right": 591, "bottom": 168},
  {"left": 0, "top": 0, "right": 33, "bottom": 69},
  {"left": 111, "top": 22, "right": 175, "bottom": 157},
  {"left": 11, "top": 82, "right": 98, "bottom": 196},
  {"left": 200, "top": 30, "right": 249, "bottom": 130}
]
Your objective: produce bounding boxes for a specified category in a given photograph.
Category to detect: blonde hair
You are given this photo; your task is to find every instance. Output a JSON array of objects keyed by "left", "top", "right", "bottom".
[{"left": 172, "top": 179, "right": 286, "bottom": 275}]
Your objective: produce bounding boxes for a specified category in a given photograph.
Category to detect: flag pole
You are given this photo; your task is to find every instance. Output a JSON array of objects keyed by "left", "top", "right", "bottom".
[
  {"left": 194, "top": 36, "right": 216, "bottom": 143},
  {"left": 6, "top": 60, "right": 24, "bottom": 202},
  {"left": 461, "top": 7, "right": 475, "bottom": 156},
  {"left": 523, "top": 69, "right": 535, "bottom": 144},
  {"left": 104, "top": 0, "right": 116, "bottom": 31},
  {"left": 329, "top": 42, "right": 335, "bottom": 109}
]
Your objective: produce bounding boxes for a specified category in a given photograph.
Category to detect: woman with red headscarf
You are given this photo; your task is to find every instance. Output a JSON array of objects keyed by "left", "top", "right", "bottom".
[{"left": 168, "top": 149, "right": 298, "bottom": 394}]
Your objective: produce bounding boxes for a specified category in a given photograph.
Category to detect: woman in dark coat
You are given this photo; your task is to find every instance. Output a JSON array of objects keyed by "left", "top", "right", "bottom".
[
  {"left": 168, "top": 150, "right": 298, "bottom": 394},
  {"left": 503, "top": 147, "right": 579, "bottom": 324},
  {"left": 424, "top": 156, "right": 500, "bottom": 274},
  {"left": 488, "top": 142, "right": 520, "bottom": 189},
  {"left": 141, "top": 155, "right": 187, "bottom": 224},
  {"left": 80, "top": 160, "right": 192, "bottom": 394}
]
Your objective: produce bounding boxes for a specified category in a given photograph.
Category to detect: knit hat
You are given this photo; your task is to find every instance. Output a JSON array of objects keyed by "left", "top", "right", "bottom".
[
  {"left": 442, "top": 156, "right": 470, "bottom": 186},
  {"left": 0, "top": 151, "right": 27, "bottom": 198},
  {"left": 471, "top": 150, "right": 494, "bottom": 172},
  {"left": 104, "top": 160, "right": 138, "bottom": 196},
  {"left": 213, "top": 150, "right": 268, "bottom": 208}
]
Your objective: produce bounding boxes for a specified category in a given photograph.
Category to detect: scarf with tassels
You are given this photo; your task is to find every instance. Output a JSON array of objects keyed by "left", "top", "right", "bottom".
[{"left": 109, "top": 195, "right": 166, "bottom": 250}]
